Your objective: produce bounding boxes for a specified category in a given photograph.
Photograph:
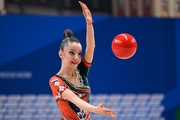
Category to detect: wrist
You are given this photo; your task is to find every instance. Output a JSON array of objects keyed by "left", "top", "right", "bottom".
[
  {"left": 92, "top": 106, "right": 98, "bottom": 114},
  {"left": 87, "top": 20, "right": 93, "bottom": 25}
]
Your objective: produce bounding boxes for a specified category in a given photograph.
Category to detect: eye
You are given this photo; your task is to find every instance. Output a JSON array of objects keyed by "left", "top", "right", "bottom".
[
  {"left": 69, "top": 51, "right": 75, "bottom": 55},
  {"left": 78, "top": 53, "right": 82, "bottom": 56}
]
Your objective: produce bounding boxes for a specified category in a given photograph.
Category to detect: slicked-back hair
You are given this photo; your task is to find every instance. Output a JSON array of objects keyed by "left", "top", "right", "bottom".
[{"left": 60, "top": 29, "right": 80, "bottom": 51}]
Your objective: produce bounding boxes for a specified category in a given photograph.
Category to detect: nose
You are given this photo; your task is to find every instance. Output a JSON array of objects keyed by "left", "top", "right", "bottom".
[{"left": 74, "top": 54, "right": 79, "bottom": 60}]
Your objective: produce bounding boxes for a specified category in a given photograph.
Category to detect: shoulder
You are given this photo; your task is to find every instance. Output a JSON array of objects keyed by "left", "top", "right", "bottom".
[
  {"left": 49, "top": 75, "right": 67, "bottom": 100},
  {"left": 49, "top": 75, "right": 65, "bottom": 87}
]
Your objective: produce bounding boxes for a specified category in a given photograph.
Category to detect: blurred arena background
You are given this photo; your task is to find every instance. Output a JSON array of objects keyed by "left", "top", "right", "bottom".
[{"left": 0, "top": 0, "right": 180, "bottom": 120}]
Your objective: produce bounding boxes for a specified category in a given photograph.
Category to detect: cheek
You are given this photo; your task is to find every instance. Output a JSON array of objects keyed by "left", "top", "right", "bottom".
[
  {"left": 79, "top": 58, "right": 82, "bottom": 63},
  {"left": 66, "top": 55, "right": 73, "bottom": 60}
]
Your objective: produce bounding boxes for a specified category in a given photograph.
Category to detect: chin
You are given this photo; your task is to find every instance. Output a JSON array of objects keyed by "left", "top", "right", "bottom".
[{"left": 70, "top": 63, "right": 78, "bottom": 68}]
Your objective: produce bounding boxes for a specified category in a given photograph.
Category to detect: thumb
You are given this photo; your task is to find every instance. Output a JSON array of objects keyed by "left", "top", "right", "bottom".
[{"left": 98, "top": 102, "right": 105, "bottom": 107}]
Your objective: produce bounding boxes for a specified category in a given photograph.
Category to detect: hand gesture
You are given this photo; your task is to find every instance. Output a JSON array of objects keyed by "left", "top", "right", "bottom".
[
  {"left": 95, "top": 102, "right": 116, "bottom": 120},
  {"left": 79, "top": 1, "right": 93, "bottom": 25}
]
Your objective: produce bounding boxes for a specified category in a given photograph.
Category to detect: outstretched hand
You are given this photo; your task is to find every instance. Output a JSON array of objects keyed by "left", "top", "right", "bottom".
[
  {"left": 79, "top": 1, "right": 93, "bottom": 25},
  {"left": 95, "top": 102, "right": 116, "bottom": 120}
]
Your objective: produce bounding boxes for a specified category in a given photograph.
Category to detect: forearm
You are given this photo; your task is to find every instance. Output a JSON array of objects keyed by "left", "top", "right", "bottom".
[
  {"left": 62, "top": 89, "right": 97, "bottom": 113},
  {"left": 84, "top": 23, "right": 95, "bottom": 63},
  {"left": 86, "top": 24, "right": 95, "bottom": 49},
  {"left": 72, "top": 95, "right": 97, "bottom": 113}
]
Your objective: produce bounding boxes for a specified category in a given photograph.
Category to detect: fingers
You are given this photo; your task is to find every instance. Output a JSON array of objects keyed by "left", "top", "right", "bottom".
[
  {"left": 104, "top": 108, "right": 116, "bottom": 120},
  {"left": 108, "top": 113, "right": 116, "bottom": 120},
  {"left": 100, "top": 102, "right": 116, "bottom": 114},
  {"left": 79, "top": 1, "right": 88, "bottom": 10},
  {"left": 78, "top": 1, "right": 83, "bottom": 9},
  {"left": 103, "top": 108, "right": 116, "bottom": 114},
  {"left": 110, "top": 114, "right": 116, "bottom": 120},
  {"left": 79, "top": 1, "right": 90, "bottom": 15},
  {"left": 79, "top": 1, "right": 85, "bottom": 15},
  {"left": 96, "top": 102, "right": 116, "bottom": 120},
  {"left": 79, "top": 1, "right": 83, "bottom": 7},
  {"left": 78, "top": 1, "right": 93, "bottom": 24},
  {"left": 105, "top": 111, "right": 116, "bottom": 120},
  {"left": 79, "top": 1, "right": 88, "bottom": 17}
]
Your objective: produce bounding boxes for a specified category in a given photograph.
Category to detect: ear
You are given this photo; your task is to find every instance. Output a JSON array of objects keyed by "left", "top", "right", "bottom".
[{"left": 58, "top": 50, "right": 63, "bottom": 59}]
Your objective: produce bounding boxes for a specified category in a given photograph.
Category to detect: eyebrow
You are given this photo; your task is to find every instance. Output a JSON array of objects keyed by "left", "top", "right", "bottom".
[{"left": 70, "top": 49, "right": 82, "bottom": 52}]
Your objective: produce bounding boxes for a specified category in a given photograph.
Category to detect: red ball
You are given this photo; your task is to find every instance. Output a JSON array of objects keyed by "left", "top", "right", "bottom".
[{"left": 111, "top": 33, "right": 137, "bottom": 59}]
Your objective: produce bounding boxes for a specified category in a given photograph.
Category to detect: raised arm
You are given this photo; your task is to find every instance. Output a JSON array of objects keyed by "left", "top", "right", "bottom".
[
  {"left": 62, "top": 88, "right": 116, "bottom": 120},
  {"left": 79, "top": 1, "right": 95, "bottom": 63}
]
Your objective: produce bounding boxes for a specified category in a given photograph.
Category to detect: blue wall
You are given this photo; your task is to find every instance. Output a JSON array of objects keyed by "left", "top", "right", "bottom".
[{"left": 0, "top": 15, "right": 180, "bottom": 119}]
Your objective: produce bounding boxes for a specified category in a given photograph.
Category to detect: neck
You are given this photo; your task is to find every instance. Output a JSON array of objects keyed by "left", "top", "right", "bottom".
[{"left": 57, "top": 67, "right": 76, "bottom": 78}]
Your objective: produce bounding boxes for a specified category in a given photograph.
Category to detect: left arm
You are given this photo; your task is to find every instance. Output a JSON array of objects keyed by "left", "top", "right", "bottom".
[
  {"left": 62, "top": 88, "right": 116, "bottom": 120},
  {"left": 79, "top": 1, "right": 95, "bottom": 63}
]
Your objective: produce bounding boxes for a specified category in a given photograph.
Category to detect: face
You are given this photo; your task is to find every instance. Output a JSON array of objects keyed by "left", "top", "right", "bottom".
[{"left": 59, "top": 42, "right": 82, "bottom": 68}]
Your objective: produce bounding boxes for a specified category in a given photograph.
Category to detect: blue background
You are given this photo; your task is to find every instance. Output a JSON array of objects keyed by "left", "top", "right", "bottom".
[{"left": 0, "top": 15, "right": 180, "bottom": 119}]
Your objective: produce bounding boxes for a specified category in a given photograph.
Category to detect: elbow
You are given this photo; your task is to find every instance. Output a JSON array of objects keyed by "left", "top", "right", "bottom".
[{"left": 87, "top": 44, "right": 95, "bottom": 50}]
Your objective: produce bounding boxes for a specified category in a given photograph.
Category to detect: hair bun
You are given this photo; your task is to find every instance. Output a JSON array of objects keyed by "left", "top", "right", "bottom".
[{"left": 63, "top": 29, "right": 74, "bottom": 39}]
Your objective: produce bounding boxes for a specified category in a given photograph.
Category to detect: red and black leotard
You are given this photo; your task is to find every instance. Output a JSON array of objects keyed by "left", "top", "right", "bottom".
[{"left": 49, "top": 58, "right": 92, "bottom": 120}]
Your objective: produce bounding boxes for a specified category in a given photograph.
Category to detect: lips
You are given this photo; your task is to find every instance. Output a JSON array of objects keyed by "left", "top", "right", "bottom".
[{"left": 71, "top": 61, "right": 78, "bottom": 65}]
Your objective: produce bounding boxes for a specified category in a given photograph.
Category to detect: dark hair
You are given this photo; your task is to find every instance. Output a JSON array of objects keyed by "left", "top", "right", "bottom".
[{"left": 60, "top": 29, "right": 80, "bottom": 51}]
